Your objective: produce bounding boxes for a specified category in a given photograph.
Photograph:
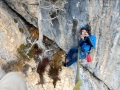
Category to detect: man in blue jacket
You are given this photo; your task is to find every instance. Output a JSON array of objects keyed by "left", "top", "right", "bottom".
[{"left": 63, "top": 25, "right": 96, "bottom": 67}]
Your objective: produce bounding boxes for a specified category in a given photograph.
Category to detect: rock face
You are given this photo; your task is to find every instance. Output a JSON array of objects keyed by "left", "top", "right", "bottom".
[
  {"left": 1, "top": 0, "right": 120, "bottom": 90},
  {"left": 79, "top": 66, "right": 108, "bottom": 90},
  {"left": 25, "top": 67, "right": 74, "bottom": 90},
  {"left": 4, "top": 0, "right": 38, "bottom": 27},
  {"left": 39, "top": 0, "right": 120, "bottom": 89},
  {"left": 0, "top": 0, "right": 26, "bottom": 62},
  {"left": 85, "top": 1, "right": 120, "bottom": 90}
]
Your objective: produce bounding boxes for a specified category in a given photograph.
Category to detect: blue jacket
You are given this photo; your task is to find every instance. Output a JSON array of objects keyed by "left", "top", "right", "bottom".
[{"left": 78, "top": 35, "right": 96, "bottom": 59}]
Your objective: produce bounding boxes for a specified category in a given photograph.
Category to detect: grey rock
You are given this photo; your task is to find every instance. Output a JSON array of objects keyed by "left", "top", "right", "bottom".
[
  {"left": 1, "top": 0, "right": 120, "bottom": 90},
  {"left": 117, "top": 37, "right": 120, "bottom": 45},
  {"left": 0, "top": 0, "right": 26, "bottom": 62},
  {"left": 4, "top": 0, "right": 38, "bottom": 27},
  {"left": 38, "top": 0, "right": 120, "bottom": 90}
]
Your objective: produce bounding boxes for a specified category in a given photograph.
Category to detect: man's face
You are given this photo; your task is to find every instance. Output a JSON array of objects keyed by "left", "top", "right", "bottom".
[{"left": 82, "top": 29, "right": 87, "bottom": 35}]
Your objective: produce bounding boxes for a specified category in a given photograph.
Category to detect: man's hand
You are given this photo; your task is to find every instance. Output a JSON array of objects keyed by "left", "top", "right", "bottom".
[
  {"left": 80, "top": 35, "right": 84, "bottom": 40},
  {"left": 85, "top": 32, "right": 89, "bottom": 37},
  {"left": 65, "top": 59, "right": 69, "bottom": 63}
]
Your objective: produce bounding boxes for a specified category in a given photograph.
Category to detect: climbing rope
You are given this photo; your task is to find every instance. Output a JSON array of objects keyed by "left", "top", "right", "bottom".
[{"left": 73, "top": 47, "right": 82, "bottom": 90}]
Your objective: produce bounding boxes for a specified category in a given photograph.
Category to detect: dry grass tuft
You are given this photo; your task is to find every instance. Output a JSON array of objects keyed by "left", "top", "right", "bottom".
[
  {"left": 48, "top": 50, "right": 64, "bottom": 87},
  {"left": 1, "top": 60, "right": 26, "bottom": 73},
  {"left": 17, "top": 44, "right": 29, "bottom": 60},
  {"left": 19, "top": 28, "right": 24, "bottom": 33},
  {"left": 37, "top": 57, "right": 50, "bottom": 84},
  {"left": 14, "top": 18, "right": 18, "bottom": 23},
  {"left": 28, "top": 26, "right": 39, "bottom": 40},
  {"left": 17, "top": 43, "right": 41, "bottom": 60},
  {"left": 27, "top": 44, "right": 38, "bottom": 58},
  {"left": 43, "top": 36, "right": 52, "bottom": 45},
  {"left": 13, "top": 60, "right": 25, "bottom": 71}
]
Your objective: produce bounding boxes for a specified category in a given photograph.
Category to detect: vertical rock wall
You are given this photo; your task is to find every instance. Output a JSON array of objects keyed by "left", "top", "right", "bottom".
[
  {"left": 4, "top": 0, "right": 38, "bottom": 27},
  {"left": 2, "top": 0, "right": 120, "bottom": 90},
  {"left": 38, "top": 0, "right": 120, "bottom": 89},
  {"left": 0, "top": 0, "right": 26, "bottom": 62},
  {"left": 88, "top": 0, "right": 120, "bottom": 90}
]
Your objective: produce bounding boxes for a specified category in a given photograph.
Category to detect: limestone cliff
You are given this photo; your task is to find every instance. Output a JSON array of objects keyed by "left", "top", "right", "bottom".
[
  {"left": 0, "top": 0, "right": 26, "bottom": 62},
  {"left": 0, "top": 0, "right": 120, "bottom": 90}
]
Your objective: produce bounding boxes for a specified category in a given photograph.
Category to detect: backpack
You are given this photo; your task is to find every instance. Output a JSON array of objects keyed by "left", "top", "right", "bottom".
[{"left": 89, "top": 35, "right": 96, "bottom": 49}]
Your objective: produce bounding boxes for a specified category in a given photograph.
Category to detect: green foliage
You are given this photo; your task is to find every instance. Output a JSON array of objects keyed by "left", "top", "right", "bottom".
[
  {"left": 17, "top": 44, "right": 40, "bottom": 60},
  {"left": 19, "top": 28, "right": 24, "bottom": 33},
  {"left": 27, "top": 44, "right": 38, "bottom": 58},
  {"left": 14, "top": 18, "right": 18, "bottom": 23},
  {"left": 17, "top": 44, "right": 29, "bottom": 60}
]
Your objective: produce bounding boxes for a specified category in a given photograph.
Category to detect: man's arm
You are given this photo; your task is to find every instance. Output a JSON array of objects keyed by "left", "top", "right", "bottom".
[
  {"left": 86, "top": 37, "right": 93, "bottom": 47},
  {"left": 78, "top": 39, "right": 84, "bottom": 46},
  {"left": 78, "top": 34, "right": 85, "bottom": 46},
  {"left": 88, "top": 35, "right": 96, "bottom": 49}
]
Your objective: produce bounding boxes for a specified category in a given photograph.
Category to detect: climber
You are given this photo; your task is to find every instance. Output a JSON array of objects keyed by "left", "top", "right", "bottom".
[{"left": 63, "top": 25, "right": 96, "bottom": 67}]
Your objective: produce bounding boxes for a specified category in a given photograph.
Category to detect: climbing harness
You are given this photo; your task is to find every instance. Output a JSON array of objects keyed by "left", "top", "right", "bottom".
[{"left": 73, "top": 47, "right": 82, "bottom": 90}]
